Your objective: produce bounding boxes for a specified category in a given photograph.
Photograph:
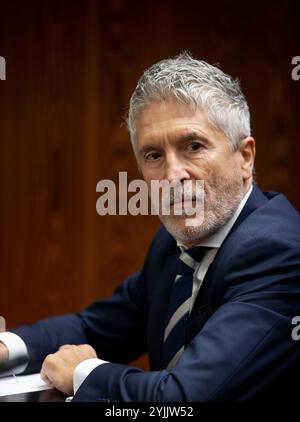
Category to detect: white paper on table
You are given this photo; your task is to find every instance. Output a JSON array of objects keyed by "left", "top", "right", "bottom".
[{"left": 0, "top": 373, "right": 52, "bottom": 397}]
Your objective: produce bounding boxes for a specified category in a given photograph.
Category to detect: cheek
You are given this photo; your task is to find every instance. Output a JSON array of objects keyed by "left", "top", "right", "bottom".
[
  {"left": 141, "top": 165, "right": 165, "bottom": 183},
  {"left": 189, "top": 159, "right": 215, "bottom": 181},
  {"left": 198, "top": 160, "right": 237, "bottom": 190},
  {"left": 139, "top": 163, "right": 150, "bottom": 181},
  {"left": 141, "top": 169, "right": 154, "bottom": 185}
]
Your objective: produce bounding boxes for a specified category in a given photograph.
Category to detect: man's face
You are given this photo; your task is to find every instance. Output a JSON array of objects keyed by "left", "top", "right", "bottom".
[{"left": 135, "top": 100, "right": 254, "bottom": 247}]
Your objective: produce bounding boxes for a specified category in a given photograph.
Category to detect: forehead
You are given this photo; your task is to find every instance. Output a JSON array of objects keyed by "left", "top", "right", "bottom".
[{"left": 135, "top": 100, "right": 224, "bottom": 145}]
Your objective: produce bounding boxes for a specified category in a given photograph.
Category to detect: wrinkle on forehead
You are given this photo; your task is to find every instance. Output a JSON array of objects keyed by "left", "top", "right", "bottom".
[{"left": 136, "top": 100, "right": 227, "bottom": 150}]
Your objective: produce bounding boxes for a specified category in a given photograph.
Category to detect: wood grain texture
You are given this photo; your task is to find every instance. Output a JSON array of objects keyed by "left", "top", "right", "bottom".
[{"left": 0, "top": 0, "right": 299, "bottom": 371}]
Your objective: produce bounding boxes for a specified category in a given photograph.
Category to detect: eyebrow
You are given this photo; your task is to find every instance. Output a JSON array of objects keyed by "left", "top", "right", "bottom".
[{"left": 138, "top": 131, "right": 210, "bottom": 156}]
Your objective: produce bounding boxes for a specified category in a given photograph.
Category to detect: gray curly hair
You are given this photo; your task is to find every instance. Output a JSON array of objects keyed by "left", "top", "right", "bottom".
[{"left": 127, "top": 52, "right": 251, "bottom": 152}]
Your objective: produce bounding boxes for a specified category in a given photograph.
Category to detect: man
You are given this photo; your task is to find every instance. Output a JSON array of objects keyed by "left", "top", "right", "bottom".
[{"left": 1, "top": 53, "right": 300, "bottom": 401}]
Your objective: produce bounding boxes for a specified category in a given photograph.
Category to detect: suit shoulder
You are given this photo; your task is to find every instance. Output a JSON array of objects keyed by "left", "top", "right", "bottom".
[{"left": 239, "top": 192, "right": 300, "bottom": 246}]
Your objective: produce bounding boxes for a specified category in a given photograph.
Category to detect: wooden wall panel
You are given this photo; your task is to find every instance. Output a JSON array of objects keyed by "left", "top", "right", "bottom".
[
  {"left": 0, "top": 1, "right": 88, "bottom": 325},
  {"left": 0, "top": 0, "right": 299, "bottom": 370}
]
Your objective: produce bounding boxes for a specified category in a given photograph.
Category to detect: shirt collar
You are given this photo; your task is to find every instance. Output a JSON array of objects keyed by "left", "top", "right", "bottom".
[{"left": 177, "top": 184, "right": 253, "bottom": 250}]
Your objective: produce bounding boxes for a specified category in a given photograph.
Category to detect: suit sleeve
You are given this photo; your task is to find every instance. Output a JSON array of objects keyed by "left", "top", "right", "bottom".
[
  {"left": 12, "top": 271, "right": 147, "bottom": 374},
  {"left": 72, "top": 235, "right": 300, "bottom": 402}
]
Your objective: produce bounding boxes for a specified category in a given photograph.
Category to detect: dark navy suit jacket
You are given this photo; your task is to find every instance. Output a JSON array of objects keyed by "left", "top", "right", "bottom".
[{"left": 13, "top": 185, "right": 300, "bottom": 401}]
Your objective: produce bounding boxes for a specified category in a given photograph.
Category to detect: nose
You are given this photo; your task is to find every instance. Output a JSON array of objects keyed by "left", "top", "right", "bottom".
[{"left": 164, "top": 152, "right": 190, "bottom": 182}]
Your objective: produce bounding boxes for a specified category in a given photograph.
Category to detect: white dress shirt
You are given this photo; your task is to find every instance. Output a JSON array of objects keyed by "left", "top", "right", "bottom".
[{"left": 0, "top": 185, "right": 253, "bottom": 395}]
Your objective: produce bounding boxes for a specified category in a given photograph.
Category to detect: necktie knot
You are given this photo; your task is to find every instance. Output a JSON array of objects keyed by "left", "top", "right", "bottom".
[
  {"left": 178, "top": 246, "right": 209, "bottom": 273},
  {"left": 184, "top": 246, "right": 209, "bottom": 262}
]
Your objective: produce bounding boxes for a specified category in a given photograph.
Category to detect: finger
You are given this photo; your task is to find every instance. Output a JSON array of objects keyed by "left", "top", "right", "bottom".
[
  {"left": 40, "top": 369, "right": 54, "bottom": 387},
  {"left": 59, "top": 344, "right": 73, "bottom": 350},
  {"left": 79, "top": 344, "right": 97, "bottom": 356},
  {"left": 40, "top": 353, "right": 56, "bottom": 382},
  {"left": 0, "top": 342, "right": 9, "bottom": 361}
]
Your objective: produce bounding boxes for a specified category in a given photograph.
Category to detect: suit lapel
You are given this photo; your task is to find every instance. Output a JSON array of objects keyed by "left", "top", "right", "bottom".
[
  {"left": 147, "top": 251, "right": 181, "bottom": 370},
  {"left": 186, "top": 185, "right": 269, "bottom": 343},
  {"left": 228, "top": 184, "right": 268, "bottom": 235}
]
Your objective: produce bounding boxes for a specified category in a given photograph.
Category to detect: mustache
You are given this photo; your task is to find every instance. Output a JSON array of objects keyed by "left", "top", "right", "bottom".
[
  {"left": 162, "top": 183, "right": 204, "bottom": 207},
  {"left": 169, "top": 195, "right": 198, "bottom": 206},
  {"left": 149, "top": 180, "right": 205, "bottom": 216}
]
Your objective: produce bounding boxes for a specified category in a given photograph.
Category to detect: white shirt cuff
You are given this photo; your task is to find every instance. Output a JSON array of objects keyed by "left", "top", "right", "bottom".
[
  {"left": 73, "top": 358, "right": 108, "bottom": 394},
  {"left": 0, "top": 332, "right": 29, "bottom": 375}
]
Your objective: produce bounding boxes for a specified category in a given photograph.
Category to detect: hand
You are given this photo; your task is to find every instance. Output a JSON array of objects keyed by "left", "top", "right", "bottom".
[
  {"left": 0, "top": 342, "right": 9, "bottom": 362},
  {"left": 40, "top": 344, "right": 97, "bottom": 395}
]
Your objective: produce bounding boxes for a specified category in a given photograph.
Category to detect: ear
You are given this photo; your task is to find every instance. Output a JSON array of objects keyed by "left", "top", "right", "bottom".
[{"left": 238, "top": 137, "right": 256, "bottom": 181}]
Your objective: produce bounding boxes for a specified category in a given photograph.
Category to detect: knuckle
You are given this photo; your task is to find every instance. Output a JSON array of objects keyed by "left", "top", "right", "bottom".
[
  {"left": 59, "top": 344, "right": 71, "bottom": 350},
  {"left": 44, "top": 353, "right": 56, "bottom": 366},
  {"left": 82, "top": 344, "right": 97, "bottom": 357},
  {"left": 82, "top": 344, "right": 93, "bottom": 353}
]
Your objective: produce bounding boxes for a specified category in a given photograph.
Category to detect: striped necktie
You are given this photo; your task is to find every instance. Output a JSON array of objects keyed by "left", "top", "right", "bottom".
[{"left": 163, "top": 246, "right": 208, "bottom": 370}]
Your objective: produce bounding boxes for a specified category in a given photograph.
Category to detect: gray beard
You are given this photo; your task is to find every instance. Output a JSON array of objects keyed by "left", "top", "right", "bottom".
[{"left": 160, "top": 177, "right": 244, "bottom": 247}]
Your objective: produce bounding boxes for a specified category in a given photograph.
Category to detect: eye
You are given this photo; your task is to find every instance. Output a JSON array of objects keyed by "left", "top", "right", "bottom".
[
  {"left": 186, "top": 141, "right": 202, "bottom": 152},
  {"left": 144, "top": 151, "right": 162, "bottom": 161}
]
